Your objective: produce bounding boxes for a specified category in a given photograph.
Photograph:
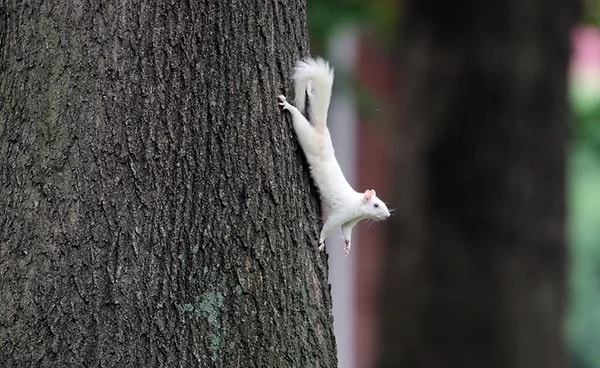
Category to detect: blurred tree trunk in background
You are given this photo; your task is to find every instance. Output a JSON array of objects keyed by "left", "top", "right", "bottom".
[
  {"left": 379, "top": 1, "right": 578, "bottom": 367},
  {"left": 0, "top": 1, "right": 337, "bottom": 367}
]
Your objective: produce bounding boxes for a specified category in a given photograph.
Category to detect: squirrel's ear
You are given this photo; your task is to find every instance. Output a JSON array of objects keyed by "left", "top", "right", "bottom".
[
  {"left": 370, "top": 189, "right": 377, "bottom": 197},
  {"left": 363, "top": 190, "right": 372, "bottom": 202}
]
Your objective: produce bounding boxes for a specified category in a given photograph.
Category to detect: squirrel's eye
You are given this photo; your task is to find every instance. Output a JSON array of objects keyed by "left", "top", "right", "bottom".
[{"left": 374, "top": 203, "right": 379, "bottom": 208}]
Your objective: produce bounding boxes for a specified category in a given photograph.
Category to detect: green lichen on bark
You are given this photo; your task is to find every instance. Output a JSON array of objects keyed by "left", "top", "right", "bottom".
[{"left": 177, "top": 291, "right": 226, "bottom": 362}]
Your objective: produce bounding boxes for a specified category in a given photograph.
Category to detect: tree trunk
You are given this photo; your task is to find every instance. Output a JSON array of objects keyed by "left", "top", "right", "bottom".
[
  {"left": 379, "top": 1, "right": 577, "bottom": 367},
  {"left": 0, "top": 1, "right": 337, "bottom": 367}
]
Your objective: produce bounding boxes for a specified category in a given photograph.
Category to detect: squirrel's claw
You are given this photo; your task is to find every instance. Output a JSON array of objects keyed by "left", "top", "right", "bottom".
[{"left": 277, "top": 95, "right": 287, "bottom": 108}]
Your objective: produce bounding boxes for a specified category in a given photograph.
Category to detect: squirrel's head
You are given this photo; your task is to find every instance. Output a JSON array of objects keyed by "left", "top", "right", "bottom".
[{"left": 360, "top": 189, "right": 390, "bottom": 220}]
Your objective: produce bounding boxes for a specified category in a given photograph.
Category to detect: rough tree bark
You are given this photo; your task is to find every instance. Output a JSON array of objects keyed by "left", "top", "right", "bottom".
[
  {"left": 0, "top": 1, "right": 337, "bottom": 367},
  {"left": 379, "top": 1, "right": 577, "bottom": 367}
]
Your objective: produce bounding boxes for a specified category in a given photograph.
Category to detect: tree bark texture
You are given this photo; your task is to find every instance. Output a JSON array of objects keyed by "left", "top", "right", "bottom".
[
  {"left": 379, "top": 1, "right": 577, "bottom": 367},
  {"left": 0, "top": 1, "right": 337, "bottom": 367}
]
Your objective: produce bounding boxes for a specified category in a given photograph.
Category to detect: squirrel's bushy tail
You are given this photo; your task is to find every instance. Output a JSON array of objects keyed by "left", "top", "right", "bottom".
[{"left": 293, "top": 57, "right": 334, "bottom": 130}]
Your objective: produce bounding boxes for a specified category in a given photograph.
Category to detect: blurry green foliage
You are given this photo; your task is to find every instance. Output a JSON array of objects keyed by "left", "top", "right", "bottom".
[
  {"left": 307, "top": 0, "right": 400, "bottom": 54},
  {"left": 306, "top": 0, "right": 401, "bottom": 124},
  {"left": 567, "top": 146, "right": 600, "bottom": 368},
  {"left": 574, "top": 103, "right": 600, "bottom": 155},
  {"left": 568, "top": 0, "right": 600, "bottom": 360},
  {"left": 582, "top": 0, "right": 600, "bottom": 27}
]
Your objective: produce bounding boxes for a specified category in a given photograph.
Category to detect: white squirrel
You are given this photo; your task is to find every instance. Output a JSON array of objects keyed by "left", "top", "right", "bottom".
[{"left": 277, "top": 57, "right": 390, "bottom": 256}]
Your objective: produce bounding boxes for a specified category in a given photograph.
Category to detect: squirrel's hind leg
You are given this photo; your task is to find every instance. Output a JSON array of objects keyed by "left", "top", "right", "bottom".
[{"left": 278, "top": 95, "right": 315, "bottom": 148}]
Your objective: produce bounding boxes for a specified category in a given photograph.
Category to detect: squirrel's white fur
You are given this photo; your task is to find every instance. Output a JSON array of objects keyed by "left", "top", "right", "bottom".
[{"left": 278, "top": 57, "right": 390, "bottom": 256}]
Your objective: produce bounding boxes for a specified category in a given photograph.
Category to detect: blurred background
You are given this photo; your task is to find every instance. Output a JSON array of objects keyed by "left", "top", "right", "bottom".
[{"left": 307, "top": 0, "right": 600, "bottom": 367}]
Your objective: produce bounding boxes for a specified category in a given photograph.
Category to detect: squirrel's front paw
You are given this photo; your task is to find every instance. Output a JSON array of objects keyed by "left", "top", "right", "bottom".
[
  {"left": 318, "top": 241, "right": 325, "bottom": 252},
  {"left": 343, "top": 240, "right": 351, "bottom": 257}
]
